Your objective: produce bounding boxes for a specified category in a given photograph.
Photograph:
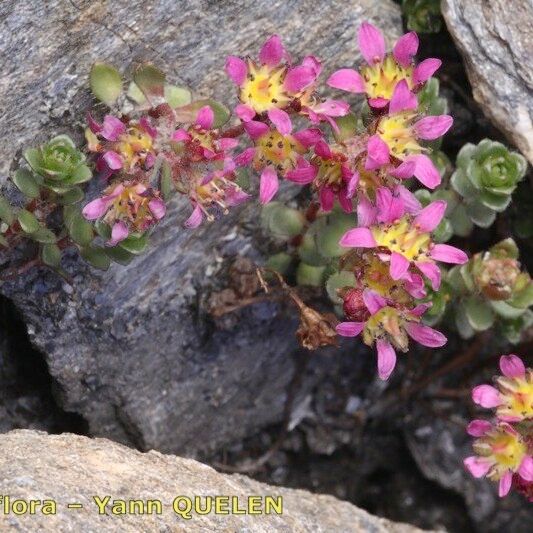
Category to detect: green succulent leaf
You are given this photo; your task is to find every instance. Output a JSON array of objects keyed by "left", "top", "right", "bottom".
[
  {"left": 0, "top": 196, "right": 15, "bottom": 225},
  {"left": 90, "top": 62, "right": 123, "bottom": 105},
  {"left": 105, "top": 245, "right": 134, "bottom": 265},
  {"left": 454, "top": 305, "right": 476, "bottom": 339},
  {"left": 58, "top": 186, "right": 84, "bottom": 205},
  {"left": 126, "top": 82, "right": 146, "bottom": 104},
  {"left": 333, "top": 113, "right": 360, "bottom": 142},
  {"left": 490, "top": 300, "right": 527, "bottom": 319},
  {"left": 449, "top": 204, "right": 473, "bottom": 237},
  {"left": 507, "top": 283, "right": 533, "bottom": 309},
  {"left": 264, "top": 252, "right": 293, "bottom": 276},
  {"left": 261, "top": 202, "right": 305, "bottom": 240},
  {"left": 31, "top": 227, "right": 57, "bottom": 244},
  {"left": 12, "top": 168, "right": 41, "bottom": 198},
  {"left": 402, "top": 0, "right": 442, "bottom": 33},
  {"left": 315, "top": 211, "right": 354, "bottom": 259},
  {"left": 118, "top": 233, "right": 148, "bottom": 255},
  {"left": 17, "top": 209, "right": 40, "bottom": 234},
  {"left": 326, "top": 271, "right": 356, "bottom": 304},
  {"left": 133, "top": 63, "right": 166, "bottom": 98},
  {"left": 464, "top": 296, "right": 495, "bottom": 331},
  {"left": 164, "top": 85, "right": 192, "bottom": 108},
  {"left": 296, "top": 262, "right": 326, "bottom": 287},
  {"left": 298, "top": 229, "right": 328, "bottom": 266},
  {"left": 41, "top": 243, "right": 61, "bottom": 267},
  {"left": 160, "top": 160, "right": 174, "bottom": 201},
  {"left": 468, "top": 199, "right": 496, "bottom": 228},
  {"left": 68, "top": 213, "right": 94, "bottom": 246},
  {"left": 80, "top": 245, "right": 111, "bottom": 270}
]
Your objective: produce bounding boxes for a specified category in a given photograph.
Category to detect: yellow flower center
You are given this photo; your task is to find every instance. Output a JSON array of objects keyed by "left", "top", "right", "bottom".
[
  {"left": 371, "top": 217, "right": 431, "bottom": 262},
  {"left": 363, "top": 305, "right": 409, "bottom": 351},
  {"left": 361, "top": 55, "right": 414, "bottom": 101},
  {"left": 377, "top": 112, "right": 423, "bottom": 160},
  {"left": 240, "top": 61, "right": 291, "bottom": 114},
  {"left": 116, "top": 127, "right": 153, "bottom": 170},
  {"left": 254, "top": 131, "right": 304, "bottom": 173},
  {"left": 313, "top": 151, "right": 346, "bottom": 188},
  {"left": 189, "top": 128, "right": 217, "bottom": 152},
  {"left": 106, "top": 184, "right": 153, "bottom": 231},
  {"left": 497, "top": 370, "right": 533, "bottom": 422}
]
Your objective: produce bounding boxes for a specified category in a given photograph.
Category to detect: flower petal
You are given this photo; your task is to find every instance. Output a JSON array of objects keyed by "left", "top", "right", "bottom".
[
  {"left": 319, "top": 186, "right": 335, "bottom": 212},
  {"left": 499, "top": 471, "right": 513, "bottom": 497},
  {"left": 234, "top": 147, "right": 256, "bottom": 167},
  {"left": 376, "top": 187, "right": 404, "bottom": 223},
  {"left": 107, "top": 221, "right": 129, "bottom": 246},
  {"left": 148, "top": 198, "right": 166, "bottom": 220},
  {"left": 413, "top": 58, "right": 442, "bottom": 85},
  {"left": 358, "top": 22, "right": 385, "bottom": 65},
  {"left": 499, "top": 354, "right": 526, "bottom": 378},
  {"left": 102, "top": 150, "right": 123, "bottom": 170},
  {"left": 393, "top": 31, "right": 419, "bottom": 67},
  {"left": 413, "top": 115, "right": 453, "bottom": 140},
  {"left": 390, "top": 160, "right": 416, "bottom": 179},
  {"left": 259, "top": 35, "right": 284, "bottom": 67},
  {"left": 430, "top": 244, "right": 468, "bottom": 264},
  {"left": 405, "top": 322, "right": 447, "bottom": 347},
  {"left": 336, "top": 321, "right": 365, "bottom": 337},
  {"left": 284, "top": 65, "right": 316, "bottom": 93},
  {"left": 395, "top": 184, "right": 422, "bottom": 213},
  {"left": 171, "top": 129, "right": 192, "bottom": 142},
  {"left": 409, "top": 154, "right": 441, "bottom": 189},
  {"left": 357, "top": 194, "right": 377, "bottom": 227},
  {"left": 365, "top": 135, "right": 390, "bottom": 170},
  {"left": 464, "top": 456, "right": 491, "bottom": 478},
  {"left": 259, "top": 166, "right": 279, "bottom": 204},
  {"left": 268, "top": 108, "right": 292, "bottom": 135},
  {"left": 225, "top": 56, "right": 247, "bottom": 86},
  {"left": 472, "top": 384, "right": 501, "bottom": 408},
  {"left": 346, "top": 172, "right": 360, "bottom": 199},
  {"left": 467, "top": 419, "right": 492, "bottom": 437},
  {"left": 363, "top": 289, "right": 387, "bottom": 315},
  {"left": 312, "top": 99, "right": 350, "bottom": 117},
  {"left": 292, "top": 128, "right": 322, "bottom": 148},
  {"left": 82, "top": 198, "right": 110, "bottom": 220},
  {"left": 376, "top": 339, "right": 397, "bottom": 380},
  {"left": 327, "top": 68, "right": 365, "bottom": 93},
  {"left": 244, "top": 120, "right": 270, "bottom": 140},
  {"left": 101, "top": 115, "right": 126, "bottom": 141},
  {"left": 389, "top": 80, "right": 418, "bottom": 115},
  {"left": 285, "top": 159, "right": 317, "bottom": 184},
  {"left": 416, "top": 261, "right": 441, "bottom": 290},
  {"left": 518, "top": 456, "right": 533, "bottom": 482},
  {"left": 196, "top": 105, "right": 214, "bottom": 130},
  {"left": 184, "top": 204, "right": 204, "bottom": 228},
  {"left": 414, "top": 200, "right": 447, "bottom": 232},
  {"left": 339, "top": 227, "right": 377, "bottom": 248},
  {"left": 235, "top": 104, "right": 256, "bottom": 122},
  {"left": 390, "top": 252, "right": 411, "bottom": 280}
]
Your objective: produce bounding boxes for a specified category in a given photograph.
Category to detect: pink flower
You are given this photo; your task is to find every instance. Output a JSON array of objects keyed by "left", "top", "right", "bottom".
[
  {"left": 336, "top": 289, "right": 445, "bottom": 379},
  {"left": 327, "top": 22, "right": 441, "bottom": 108}
]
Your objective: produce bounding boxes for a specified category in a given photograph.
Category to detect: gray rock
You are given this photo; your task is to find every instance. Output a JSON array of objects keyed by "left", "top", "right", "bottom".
[
  {"left": 0, "top": 1, "right": 402, "bottom": 455},
  {"left": 442, "top": 0, "right": 533, "bottom": 164},
  {"left": 0, "top": 429, "right": 426, "bottom": 532}
]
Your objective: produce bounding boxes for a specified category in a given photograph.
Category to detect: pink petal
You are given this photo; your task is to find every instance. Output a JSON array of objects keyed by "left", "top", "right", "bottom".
[
  {"left": 311, "top": 99, "right": 350, "bottom": 117},
  {"left": 409, "top": 154, "right": 441, "bottom": 189},
  {"left": 244, "top": 120, "right": 270, "bottom": 140},
  {"left": 100, "top": 115, "right": 126, "bottom": 141},
  {"left": 376, "top": 339, "right": 397, "bottom": 380},
  {"left": 404, "top": 274, "right": 426, "bottom": 298},
  {"left": 338, "top": 190, "right": 353, "bottom": 214},
  {"left": 389, "top": 80, "right": 418, "bottom": 115},
  {"left": 284, "top": 65, "right": 317, "bottom": 93},
  {"left": 259, "top": 35, "right": 284, "bottom": 67},
  {"left": 467, "top": 419, "right": 492, "bottom": 437},
  {"left": 82, "top": 198, "right": 110, "bottom": 220},
  {"left": 363, "top": 289, "right": 387, "bottom": 315},
  {"left": 171, "top": 129, "right": 192, "bottom": 142},
  {"left": 499, "top": 354, "right": 526, "bottom": 378},
  {"left": 368, "top": 97, "right": 390, "bottom": 108},
  {"left": 390, "top": 160, "right": 416, "bottom": 179},
  {"left": 395, "top": 185, "right": 422, "bottom": 213},
  {"left": 302, "top": 55, "right": 322, "bottom": 77},
  {"left": 315, "top": 139, "right": 333, "bottom": 159},
  {"left": 416, "top": 261, "right": 441, "bottom": 290},
  {"left": 148, "top": 198, "right": 166, "bottom": 220},
  {"left": 184, "top": 204, "right": 203, "bottom": 228},
  {"left": 234, "top": 147, "right": 256, "bottom": 167},
  {"left": 365, "top": 135, "right": 390, "bottom": 170},
  {"left": 259, "top": 166, "right": 279, "bottom": 204},
  {"left": 499, "top": 471, "right": 513, "bottom": 497},
  {"left": 393, "top": 31, "right": 419, "bottom": 67},
  {"left": 339, "top": 227, "right": 377, "bottom": 248},
  {"left": 376, "top": 187, "right": 404, "bottom": 223},
  {"left": 518, "top": 456, "right": 533, "bottom": 482},
  {"left": 225, "top": 56, "right": 247, "bottom": 86},
  {"left": 319, "top": 186, "right": 335, "bottom": 212},
  {"left": 327, "top": 68, "right": 365, "bottom": 93},
  {"left": 472, "top": 384, "right": 501, "bottom": 408},
  {"left": 357, "top": 194, "right": 377, "bottom": 226},
  {"left": 390, "top": 252, "right": 411, "bottom": 280},
  {"left": 196, "top": 105, "right": 214, "bottom": 130},
  {"left": 86, "top": 112, "right": 102, "bottom": 134},
  {"left": 346, "top": 172, "right": 360, "bottom": 199},
  {"left": 464, "top": 456, "right": 491, "bottom": 478},
  {"left": 102, "top": 150, "right": 123, "bottom": 170},
  {"left": 285, "top": 159, "right": 317, "bottom": 184},
  {"left": 107, "top": 221, "right": 129, "bottom": 246},
  {"left": 218, "top": 137, "right": 239, "bottom": 150},
  {"left": 336, "top": 321, "right": 365, "bottom": 337},
  {"left": 413, "top": 115, "right": 453, "bottom": 140},
  {"left": 413, "top": 58, "right": 442, "bottom": 85},
  {"left": 139, "top": 117, "right": 157, "bottom": 138},
  {"left": 430, "top": 244, "right": 468, "bottom": 264},
  {"left": 414, "top": 200, "right": 447, "bottom": 232},
  {"left": 411, "top": 302, "right": 431, "bottom": 317},
  {"left": 358, "top": 22, "right": 385, "bottom": 65},
  {"left": 405, "top": 322, "right": 447, "bottom": 347},
  {"left": 268, "top": 108, "right": 292, "bottom": 135},
  {"left": 226, "top": 187, "right": 250, "bottom": 206},
  {"left": 235, "top": 104, "right": 256, "bottom": 122},
  {"left": 292, "top": 128, "right": 322, "bottom": 148}
]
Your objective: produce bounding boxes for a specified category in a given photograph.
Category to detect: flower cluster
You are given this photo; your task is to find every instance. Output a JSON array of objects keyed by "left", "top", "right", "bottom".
[{"left": 465, "top": 355, "right": 533, "bottom": 500}]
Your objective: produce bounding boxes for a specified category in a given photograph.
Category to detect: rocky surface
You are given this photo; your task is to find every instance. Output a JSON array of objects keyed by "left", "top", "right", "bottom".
[
  {"left": 0, "top": 430, "right": 426, "bottom": 532},
  {"left": 0, "top": 1, "right": 402, "bottom": 455},
  {"left": 442, "top": 0, "right": 533, "bottom": 164}
]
